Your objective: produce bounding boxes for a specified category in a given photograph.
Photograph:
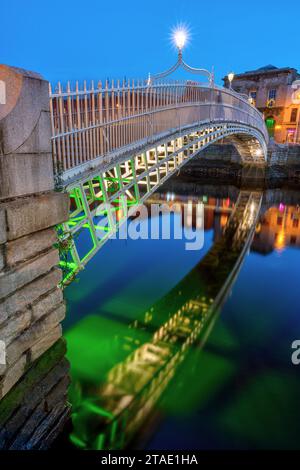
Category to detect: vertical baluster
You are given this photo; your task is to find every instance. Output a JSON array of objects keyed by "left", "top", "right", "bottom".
[
  {"left": 94, "top": 80, "right": 100, "bottom": 158},
  {"left": 124, "top": 78, "right": 128, "bottom": 146},
  {"left": 139, "top": 80, "right": 142, "bottom": 141},
  {"left": 105, "top": 79, "right": 109, "bottom": 154},
  {"left": 58, "top": 82, "right": 67, "bottom": 170},
  {"left": 98, "top": 81, "right": 103, "bottom": 158},
  {"left": 150, "top": 82, "right": 153, "bottom": 111},
  {"left": 49, "top": 83, "right": 57, "bottom": 172},
  {"left": 111, "top": 79, "right": 115, "bottom": 152},
  {"left": 75, "top": 81, "right": 83, "bottom": 166},
  {"left": 66, "top": 81, "right": 74, "bottom": 168},
  {"left": 91, "top": 80, "right": 97, "bottom": 158},
  {"left": 132, "top": 79, "right": 136, "bottom": 142},
  {"left": 136, "top": 79, "right": 140, "bottom": 141},
  {"left": 127, "top": 80, "right": 131, "bottom": 118},
  {"left": 145, "top": 81, "right": 149, "bottom": 138},
  {"left": 83, "top": 80, "right": 91, "bottom": 160},
  {"left": 127, "top": 80, "right": 131, "bottom": 144},
  {"left": 88, "top": 81, "right": 94, "bottom": 159},
  {"left": 71, "top": 87, "right": 78, "bottom": 166},
  {"left": 121, "top": 79, "right": 125, "bottom": 148},
  {"left": 117, "top": 79, "right": 121, "bottom": 150},
  {"left": 165, "top": 84, "right": 168, "bottom": 108}
]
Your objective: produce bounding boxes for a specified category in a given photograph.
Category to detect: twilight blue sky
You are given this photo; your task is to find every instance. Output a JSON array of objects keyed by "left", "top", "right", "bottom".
[{"left": 2, "top": 0, "right": 299, "bottom": 85}]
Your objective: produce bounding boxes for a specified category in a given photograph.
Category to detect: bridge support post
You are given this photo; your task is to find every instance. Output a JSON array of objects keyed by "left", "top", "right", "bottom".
[{"left": 0, "top": 65, "right": 69, "bottom": 399}]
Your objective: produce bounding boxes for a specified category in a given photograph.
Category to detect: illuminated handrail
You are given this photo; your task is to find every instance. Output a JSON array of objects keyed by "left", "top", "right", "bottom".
[{"left": 49, "top": 80, "right": 268, "bottom": 175}]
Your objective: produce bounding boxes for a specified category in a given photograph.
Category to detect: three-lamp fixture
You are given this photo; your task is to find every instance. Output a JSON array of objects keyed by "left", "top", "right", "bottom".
[
  {"left": 148, "top": 26, "right": 254, "bottom": 107},
  {"left": 148, "top": 26, "right": 214, "bottom": 85},
  {"left": 173, "top": 27, "right": 188, "bottom": 50}
]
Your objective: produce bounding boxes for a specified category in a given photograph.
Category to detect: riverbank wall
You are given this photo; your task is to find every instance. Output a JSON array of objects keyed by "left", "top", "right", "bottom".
[
  {"left": 0, "top": 66, "right": 69, "bottom": 402},
  {"left": 181, "top": 141, "right": 300, "bottom": 185}
]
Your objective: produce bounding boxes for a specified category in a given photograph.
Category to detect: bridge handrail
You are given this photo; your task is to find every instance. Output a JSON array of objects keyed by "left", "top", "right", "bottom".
[{"left": 49, "top": 80, "right": 268, "bottom": 174}]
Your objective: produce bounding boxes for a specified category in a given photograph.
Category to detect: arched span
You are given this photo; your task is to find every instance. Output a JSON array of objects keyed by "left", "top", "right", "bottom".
[
  {"left": 58, "top": 122, "right": 264, "bottom": 283},
  {"left": 50, "top": 81, "right": 268, "bottom": 183}
]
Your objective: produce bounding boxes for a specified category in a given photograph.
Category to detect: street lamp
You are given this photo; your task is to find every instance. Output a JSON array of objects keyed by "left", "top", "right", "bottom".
[
  {"left": 148, "top": 26, "right": 214, "bottom": 86},
  {"left": 228, "top": 72, "right": 235, "bottom": 90},
  {"left": 173, "top": 28, "right": 187, "bottom": 51}
]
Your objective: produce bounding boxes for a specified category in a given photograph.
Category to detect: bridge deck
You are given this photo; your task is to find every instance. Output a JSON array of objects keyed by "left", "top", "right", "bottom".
[{"left": 49, "top": 80, "right": 268, "bottom": 182}]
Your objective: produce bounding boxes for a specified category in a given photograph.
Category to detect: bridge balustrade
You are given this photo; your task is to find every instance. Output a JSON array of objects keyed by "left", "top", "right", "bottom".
[{"left": 49, "top": 81, "right": 268, "bottom": 175}]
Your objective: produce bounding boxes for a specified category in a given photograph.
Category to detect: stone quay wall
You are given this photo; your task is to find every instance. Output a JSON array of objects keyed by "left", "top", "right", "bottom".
[
  {"left": 0, "top": 65, "right": 69, "bottom": 399},
  {"left": 182, "top": 140, "right": 300, "bottom": 183}
]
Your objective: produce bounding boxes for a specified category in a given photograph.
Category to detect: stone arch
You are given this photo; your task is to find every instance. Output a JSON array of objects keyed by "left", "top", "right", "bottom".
[{"left": 222, "top": 134, "right": 266, "bottom": 164}]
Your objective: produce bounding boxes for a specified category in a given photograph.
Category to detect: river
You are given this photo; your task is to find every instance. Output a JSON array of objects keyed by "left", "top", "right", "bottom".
[{"left": 63, "top": 176, "right": 300, "bottom": 450}]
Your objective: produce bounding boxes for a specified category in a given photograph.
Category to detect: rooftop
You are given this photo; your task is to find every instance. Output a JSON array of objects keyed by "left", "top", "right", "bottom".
[
  {"left": 222, "top": 65, "right": 300, "bottom": 84},
  {"left": 243, "top": 65, "right": 296, "bottom": 75},
  {"left": 227, "top": 65, "right": 299, "bottom": 79}
]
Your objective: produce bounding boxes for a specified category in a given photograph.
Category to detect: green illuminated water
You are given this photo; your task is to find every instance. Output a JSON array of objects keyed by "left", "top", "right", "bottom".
[{"left": 63, "top": 180, "right": 300, "bottom": 450}]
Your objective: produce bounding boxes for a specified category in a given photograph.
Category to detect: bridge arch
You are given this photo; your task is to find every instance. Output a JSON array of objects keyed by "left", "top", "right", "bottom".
[
  {"left": 52, "top": 81, "right": 268, "bottom": 281},
  {"left": 58, "top": 120, "right": 265, "bottom": 282},
  {"left": 50, "top": 81, "right": 268, "bottom": 184}
]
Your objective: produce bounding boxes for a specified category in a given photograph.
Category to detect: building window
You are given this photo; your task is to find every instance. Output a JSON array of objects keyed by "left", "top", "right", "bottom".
[
  {"left": 293, "top": 218, "right": 299, "bottom": 228},
  {"left": 249, "top": 90, "right": 257, "bottom": 105},
  {"left": 268, "top": 89, "right": 277, "bottom": 100},
  {"left": 277, "top": 216, "right": 283, "bottom": 226},
  {"left": 291, "top": 235, "right": 297, "bottom": 245},
  {"left": 290, "top": 108, "right": 298, "bottom": 123},
  {"left": 287, "top": 129, "right": 296, "bottom": 143}
]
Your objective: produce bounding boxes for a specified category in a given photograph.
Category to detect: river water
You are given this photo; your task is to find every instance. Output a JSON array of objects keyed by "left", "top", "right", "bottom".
[{"left": 63, "top": 176, "right": 300, "bottom": 450}]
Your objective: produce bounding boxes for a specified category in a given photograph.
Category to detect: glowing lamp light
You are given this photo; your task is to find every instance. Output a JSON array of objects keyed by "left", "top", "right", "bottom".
[
  {"left": 228, "top": 72, "right": 235, "bottom": 83},
  {"left": 250, "top": 201, "right": 256, "bottom": 214},
  {"left": 173, "top": 28, "right": 187, "bottom": 50},
  {"left": 275, "top": 230, "right": 286, "bottom": 252}
]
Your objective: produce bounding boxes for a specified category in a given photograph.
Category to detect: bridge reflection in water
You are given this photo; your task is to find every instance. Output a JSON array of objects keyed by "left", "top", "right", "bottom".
[
  {"left": 1, "top": 184, "right": 300, "bottom": 449},
  {"left": 65, "top": 188, "right": 261, "bottom": 450}
]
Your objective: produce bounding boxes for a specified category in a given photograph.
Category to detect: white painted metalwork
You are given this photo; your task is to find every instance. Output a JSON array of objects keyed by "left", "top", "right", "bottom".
[
  {"left": 49, "top": 80, "right": 269, "bottom": 181},
  {"left": 149, "top": 49, "right": 214, "bottom": 85},
  {"left": 59, "top": 123, "right": 265, "bottom": 283}
]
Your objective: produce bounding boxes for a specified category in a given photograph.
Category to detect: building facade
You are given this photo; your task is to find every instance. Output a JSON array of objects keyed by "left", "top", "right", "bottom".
[{"left": 223, "top": 65, "right": 300, "bottom": 144}]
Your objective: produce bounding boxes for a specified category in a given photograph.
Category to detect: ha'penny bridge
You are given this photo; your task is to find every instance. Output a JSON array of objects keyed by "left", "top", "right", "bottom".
[
  {"left": 50, "top": 77, "right": 268, "bottom": 282},
  {"left": 0, "top": 37, "right": 268, "bottom": 450}
]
